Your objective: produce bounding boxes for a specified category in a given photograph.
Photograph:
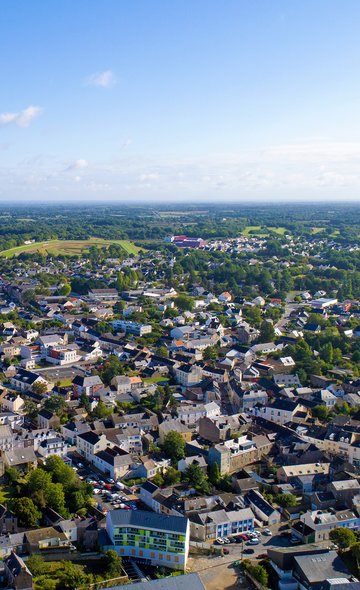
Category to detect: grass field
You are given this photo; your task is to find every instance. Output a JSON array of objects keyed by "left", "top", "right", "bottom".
[
  {"left": 0, "top": 238, "right": 140, "bottom": 258},
  {"left": 242, "top": 226, "right": 289, "bottom": 236},
  {"left": 0, "top": 485, "right": 15, "bottom": 506}
]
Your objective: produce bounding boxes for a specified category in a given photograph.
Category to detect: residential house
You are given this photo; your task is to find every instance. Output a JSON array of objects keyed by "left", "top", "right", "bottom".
[
  {"left": 245, "top": 489, "right": 281, "bottom": 525},
  {"left": 158, "top": 420, "right": 192, "bottom": 445},
  {"left": 72, "top": 375, "right": 103, "bottom": 397},
  {"left": 190, "top": 507, "right": 254, "bottom": 541},
  {"left": 37, "top": 410, "right": 60, "bottom": 430},
  {"left": 3, "top": 553, "right": 32, "bottom": 590},
  {"left": 77, "top": 432, "right": 112, "bottom": 463}
]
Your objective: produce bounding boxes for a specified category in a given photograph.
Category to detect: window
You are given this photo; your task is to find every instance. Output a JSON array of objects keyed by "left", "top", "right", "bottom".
[
  {"left": 166, "top": 555, "right": 171, "bottom": 561},
  {"left": 174, "top": 556, "right": 179, "bottom": 563},
  {"left": 159, "top": 553, "right": 163, "bottom": 560},
  {"left": 131, "top": 549, "right": 136, "bottom": 555},
  {"left": 120, "top": 548, "right": 124, "bottom": 555},
  {"left": 139, "top": 550, "right": 143, "bottom": 556},
  {"left": 151, "top": 552, "right": 155, "bottom": 558}
]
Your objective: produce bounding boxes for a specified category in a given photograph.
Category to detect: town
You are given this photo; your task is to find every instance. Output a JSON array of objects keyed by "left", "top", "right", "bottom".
[{"left": 0, "top": 206, "right": 360, "bottom": 590}]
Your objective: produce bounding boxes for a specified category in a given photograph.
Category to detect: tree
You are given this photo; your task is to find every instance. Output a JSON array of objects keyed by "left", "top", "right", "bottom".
[
  {"left": 27, "top": 468, "right": 52, "bottom": 495},
  {"left": 45, "top": 456, "right": 76, "bottom": 490},
  {"left": 163, "top": 431, "right": 185, "bottom": 464},
  {"left": 248, "top": 565, "right": 268, "bottom": 587},
  {"left": 174, "top": 295, "right": 194, "bottom": 311},
  {"left": 152, "top": 469, "right": 164, "bottom": 487},
  {"left": 156, "top": 346, "right": 169, "bottom": 358},
  {"left": 27, "top": 554, "right": 48, "bottom": 576},
  {"left": 275, "top": 493, "right": 297, "bottom": 508},
  {"left": 6, "top": 467, "right": 20, "bottom": 484},
  {"left": 203, "top": 346, "right": 217, "bottom": 360},
  {"left": 80, "top": 391, "right": 91, "bottom": 413},
  {"left": 186, "top": 463, "right": 206, "bottom": 488},
  {"left": 59, "top": 284, "right": 71, "bottom": 296},
  {"left": 44, "top": 394, "right": 67, "bottom": 416},
  {"left": 57, "top": 560, "right": 89, "bottom": 590},
  {"left": 46, "top": 482, "right": 66, "bottom": 512},
  {"left": 163, "top": 467, "right": 181, "bottom": 485},
  {"left": 258, "top": 321, "right": 275, "bottom": 343},
  {"left": 102, "top": 550, "right": 123, "bottom": 578},
  {"left": 13, "top": 497, "right": 41, "bottom": 527},
  {"left": 209, "top": 462, "right": 220, "bottom": 485},
  {"left": 32, "top": 381, "right": 48, "bottom": 395},
  {"left": 94, "top": 400, "right": 113, "bottom": 419},
  {"left": 22, "top": 289, "right": 36, "bottom": 305},
  {"left": 311, "top": 405, "right": 329, "bottom": 422},
  {"left": 351, "top": 541, "right": 360, "bottom": 566},
  {"left": 329, "top": 527, "right": 356, "bottom": 550},
  {"left": 320, "top": 342, "right": 333, "bottom": 363}
]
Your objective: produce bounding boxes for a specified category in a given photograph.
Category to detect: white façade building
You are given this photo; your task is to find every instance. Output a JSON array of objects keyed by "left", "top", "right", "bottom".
[{"left": 106, "top": 509, "right": 190, "bottom": 571}]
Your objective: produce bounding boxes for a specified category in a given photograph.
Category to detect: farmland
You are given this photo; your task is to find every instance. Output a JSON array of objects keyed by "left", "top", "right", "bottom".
[{"left": 0, "top": 238, "right": 140, "bottom": 258}]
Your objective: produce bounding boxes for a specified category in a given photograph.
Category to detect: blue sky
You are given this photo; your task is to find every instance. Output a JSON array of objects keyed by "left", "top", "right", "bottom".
[{"left": 1, "top": 0, "right": 360, "bottom": 202}]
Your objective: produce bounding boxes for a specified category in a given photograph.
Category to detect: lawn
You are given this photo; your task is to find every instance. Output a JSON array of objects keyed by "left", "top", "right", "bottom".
[
  {"left": 242, "top": 226, "right": 269, "bottom": 235},
  {"left": 0, "top": 238, "right": 140, "bottom": 258},
  {"left": 0, "top": 485, "right": 15, "bottom": 506},
  {"left": 143, "top": 377, "right": 169, "bottom": 383}
]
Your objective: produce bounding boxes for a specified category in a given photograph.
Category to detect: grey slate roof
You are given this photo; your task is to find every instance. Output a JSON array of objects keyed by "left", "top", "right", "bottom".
[{"left": 108, "top": 509, "right": 188, "bottom": 534}]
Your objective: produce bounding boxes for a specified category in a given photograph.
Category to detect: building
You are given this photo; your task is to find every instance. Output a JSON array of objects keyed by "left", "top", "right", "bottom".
[
  {"left": 277, "top": 463, "right": 330, "bottom": 483},
  {"left": 158, "top": 420, "right": 192, "bottom": 445},
  {"left": 93, "top": 446, "right": 133, "bottom": 481},
  {"left": 88, "top": 288, "right": 120, "bottom": 301},
  {"left": 245, "top": 489, "right": 281, "bottom": 525},
  {"left": 299, "top": 509, "right": 360, "bottom": 542},
  {"left": 3, "top": 553, "right": 33, "bottom": 590},
  {"left": 190, "top": 508, "right": 254, "bottom": 542},
  {"left": 37, "top": 437, "right": 68, "bottom": 460},
  {"left": 37, "top": 409, "right": 60, "bottom": 430},
  {"left": 0, "top": 425, "right": 14, "bottom": 452},
  {"left": 104, "top": 573, "right": 205, "bottom": 590},
  {"left": 110, "top": 320, "right": 152, "bottom": 336},
  {"left": 77, "top": 431, "right": 112, "bottom": 463},
  {"left": 208, "top": 435, "right": 272, "bottom": 476},
  {"left": 106, "top": 509, "right": 190, "bottom": 570},
  {"left": 72, "top": 375, "right": 103, "bottom": 397},
  {"left": 175, "top": 364, "right": 202, "bottom": 387},
  {"left": 10, "top": 369, "right": 49, "bottom": 393}
]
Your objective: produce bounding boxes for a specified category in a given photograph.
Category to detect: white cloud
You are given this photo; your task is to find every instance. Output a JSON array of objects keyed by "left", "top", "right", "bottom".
[
  {"left": 74, "top": 176, "right": 82, "bottom": 182},
  {"left": 85, "top": 70, "right": 115, "bottom": 88},
  {"left": 0, "top": 106, "right": 43, "bottom": 128},
  {"left": 63, "top": 159, "right": 89, "bottom": 172},
  {"left": 120, "top": 139, "right": 131, "bottom": 151}
]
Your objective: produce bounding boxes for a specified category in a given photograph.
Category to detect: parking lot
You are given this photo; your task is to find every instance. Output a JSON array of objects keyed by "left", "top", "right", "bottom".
[{"left": 74, "top": 461, "right": 141, "bottom": 515}]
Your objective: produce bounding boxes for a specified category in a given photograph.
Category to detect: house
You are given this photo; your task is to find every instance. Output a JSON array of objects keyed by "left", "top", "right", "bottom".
[
  {"left": 25, "top": 527, "right": 73, "bottom": 553},
  {"left": 3, "top": 553, "right": 33, "bottom": 590},
  {"left": 106, "top": 509, "right": 190, "bottom": 570},
  {"left": 111, "top": 375, "right": 131, "bottom": 394},
  {"left": 0, "top": 504, "right": 17, "bottom": 534},
  {"left": 245, "top": 489, "right": 281, "bottom": 525},
  {"left": 255, "top": 399, "right": 309, "bottom": 426},
  {"left": 208, "top": 435, "right": 273, "bottom": 476},
  {"left": 158, "top": 420, "right": 192, "bottom": 445},
  {"left": 0, "top": 425, "right": 14, "bottom": 452},
  {"left": 61, "top": 421, "right": 90, "bottom": 445},
  {"left": 1, "top": 394, "right": 24, "bottom": 413},
  {"left": 277, "top": 463, "right": 330, "bottom": 483},
  {"left": 10, "top": 369, "right": 49, "bottom": 393},
  {"left": 178, "top": 455, "right": 207, "bottom": 473},
  {"left": 327, "top": 479, "right": 360, "bottom": 507},
  {"left": 89, "top": 288, "right": 120, "bottom": 301},
  {"left": 37, "top": 437, "right": 68, "bottom": 460},
  {"left": 77, "top": 431, "right": 112, "bottom": 463},
  {"left": 4, "top": 448, "right": 37, "bottom": 472},
  {"left": 175, "top": 364, "right": 203, "bottom": 387},
  {"left": 37, "top": 409, "right": 60, "bottom": 430},
  {"left": 219, "top": 292, "right": 231, "bottom": 303},
  {"left": 72, "top": 375, "right": 103, "bottom": 397},
  {"left": 299, "top": 509, "right": 360, "bottom": 542}
]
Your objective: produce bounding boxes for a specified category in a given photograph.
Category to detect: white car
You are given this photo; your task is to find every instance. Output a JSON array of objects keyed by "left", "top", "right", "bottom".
[
  {"left": 223, "top": 538, "right": 230, "bottom": 544},
  {"left": 216, "top": 538, "right": 224, "bottom": 545},
  {"left": 263, "top": 529, "right": 272, "bottom": 536}
]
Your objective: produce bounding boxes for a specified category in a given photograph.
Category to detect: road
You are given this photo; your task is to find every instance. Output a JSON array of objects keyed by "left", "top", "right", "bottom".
[{"left": 275, "top": 292, "right": 302, "bottom": 330}]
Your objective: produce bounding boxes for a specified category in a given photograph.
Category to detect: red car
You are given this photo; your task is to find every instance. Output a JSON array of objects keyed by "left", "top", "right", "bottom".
[
  {"left": 223, "top": 548, "right": 230, "bottom": 555},
  {"left": 241, "top": 535, "right": 249, "bottom": 541},
  {"left": 257, "top": 553, "right": 268, "bottom": 560},
  {"left": 103, "top": 484, "right": 111, "bottom": 490}
]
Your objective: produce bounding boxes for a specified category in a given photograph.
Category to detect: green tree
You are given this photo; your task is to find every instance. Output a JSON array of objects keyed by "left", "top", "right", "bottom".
[
  {"left": 174, "top": 295, "right": 194, "bottom": 311},
  {"left": 45, "top": 456, "right": 76, "bottom": 490},
  {"left": 80, "top": 391, "right": 90, "bottom": 413},
  {"left": 44, "top": 394, "right": 67, "bottom": 416},
  {"left": 6, "top": 467, "right": 20, "bottom": 484},
  {"left": 33, "top": 381, "right": 48, "bottom": 395},
  {"left": 329, "top": 527, "right": 356, "bottom": 550},
  {"left": 185, "top": 463, "right": 206, "bottom": 488},
  {"left": 27, "top": 468, "right": 52, "bottom": 495},
  {"left": 351, "top": 541, "right": 360, "bottom": 566},
  {"left": 163, "top": 467, "right": 181, "bottom": 485},
  {"left": 13, "top": 497, "right": 41, "bottom": 527},
  {"left": 311, "top": 405, "right": 329, "bottom": 422},
  {"left": 59, "top": 284, "right": 71, "bottom": 296},
  {"left": 203, "top": 346, "right": 218, "bottom": 360},
  {"left": 209, "top": 462, "right": 220, "bottom": 485},
  {"left": 163, "top": 431, "right": 185, "bottom": 464},
  {"left": 102, "top": 550, "right": 123, "bottom": 578},
  {"left": 152, "top": 469, "right": 164, "bottom": 487},
  {"left": 258, "top": 321, "right": 275, "bottom": 343},
  {"left": 156, "top": 346, "right": 169, "bottom": 358},
  {"left": 320, "top": 342, "right": 333, "bottom": 363},
  {"left": 275, "top": 493, "right": 297, "bottom": 508},
  {"left": 27, "top": 554, "right": 48, "bottom": 576},
  {"left": 248, "top": 565, "right": 269, "bottom": 587},
  {"left": 94, "top": 400, "right": 113, "bottom": 419},
  {"left": 57, "top": 561, "right": 89, "bottom": 590},
  {"left": 46, "top": 482, "right": 66, "bottom": 512}
]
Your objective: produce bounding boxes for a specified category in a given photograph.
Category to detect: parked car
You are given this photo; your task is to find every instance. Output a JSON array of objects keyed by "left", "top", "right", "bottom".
[
  {"left": 223, "top": 538, "right": 230, "bottom": 544},
  {"left": 257, "top": 553, "right": 268, "bottom": 560},
  {"left": 77, "top": 463, "right": 84, "bottom": 469},
  {"left": 216, "top": 538, "right": 224, "bottom": 545},
  {"left": 223, "top": 548, "right": 230, "bottom": 555},
  {"left": 263, "top": 529, "right": 272, "bottom": 536},
  {"left": 107, "top": 478, "right": 115, "bottom": 484},
  {"left": 243, "top": 548, "right": 254, "bottom": 554},
  {"left": 229, "top": 537, "right": 237, "bottom": 543},
  {"left": 248, "top": 539, "right": 261, "bottom": 545}
]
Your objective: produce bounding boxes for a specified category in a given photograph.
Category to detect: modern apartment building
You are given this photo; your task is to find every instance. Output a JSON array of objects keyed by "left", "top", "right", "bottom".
[{"left": 106, "top": 509, "right": 190, "bottom": 570}]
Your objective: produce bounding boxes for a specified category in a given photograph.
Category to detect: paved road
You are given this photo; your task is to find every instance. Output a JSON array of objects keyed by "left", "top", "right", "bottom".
[{"left": 275, "top": 292, "right": 302, "bottom": 330}]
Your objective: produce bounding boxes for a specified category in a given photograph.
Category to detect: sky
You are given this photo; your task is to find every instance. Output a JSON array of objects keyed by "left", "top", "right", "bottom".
[{"left": 1, "top": 0, "right": 360, "bottom": 203}]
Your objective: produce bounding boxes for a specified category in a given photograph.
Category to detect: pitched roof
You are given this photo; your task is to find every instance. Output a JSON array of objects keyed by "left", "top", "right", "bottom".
[{"left": 107, "top": 509, "right": 188, "bottom": 534}]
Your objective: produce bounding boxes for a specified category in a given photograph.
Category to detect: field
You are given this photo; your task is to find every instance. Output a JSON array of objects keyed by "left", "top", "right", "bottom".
[
  {"left": 0, "top": 238, "right": 140, "bottom": 258},
  {"left": 242, "top": 226, "right": 289, "bottom": 236}
]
